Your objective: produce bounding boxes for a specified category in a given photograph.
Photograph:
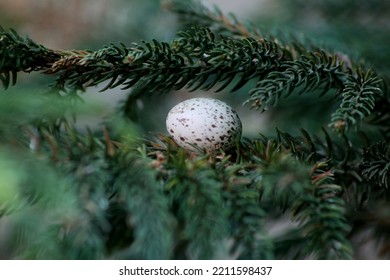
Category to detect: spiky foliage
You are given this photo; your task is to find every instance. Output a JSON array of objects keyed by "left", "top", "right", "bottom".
[
  {"left": 1, "top": 14, "right": 384, "bottom": 132},
  {"left": 362, "top": 141, "right": 390, "bottom": 189},
  {"left": 0, "top": 0, "right": 389, "bottom": 260},
  {"left": 0, "top": 26, "right": 60, "bottom": 89}
]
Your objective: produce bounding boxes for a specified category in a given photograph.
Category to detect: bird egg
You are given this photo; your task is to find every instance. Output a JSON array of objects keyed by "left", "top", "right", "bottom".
[{"left": 166, "top": 97, "right": 242, "bottom": 153}]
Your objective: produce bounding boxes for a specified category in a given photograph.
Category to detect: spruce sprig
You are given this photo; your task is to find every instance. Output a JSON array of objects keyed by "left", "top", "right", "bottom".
[
  {"left": 162, "top": 150, "right": 231, "bottom": 259},
  {"left": 164, "top": 0, "right": 262, "bottom": 39},
  {"left": 247, "top": 140, "right": 352, "bottom": 259},
  {"left": 0, "top": 26, "right": 59, "bottom": 89},
  {"left": 108, "top": 155, "right": 176, "bottom": 259},
  {"left": 330, "top": 69, "right": 382, "bottom": 132},
  {"left": 1, "top": 22, "right": 384, "bottom": 132},
  {"left": 245, "top": 50, "right": 347, "bottom": 111}
]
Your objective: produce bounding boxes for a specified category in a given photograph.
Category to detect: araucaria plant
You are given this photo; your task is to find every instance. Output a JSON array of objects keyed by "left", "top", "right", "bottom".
[{"left": 0, "top": 0, "right": 389, "bottom": 260}]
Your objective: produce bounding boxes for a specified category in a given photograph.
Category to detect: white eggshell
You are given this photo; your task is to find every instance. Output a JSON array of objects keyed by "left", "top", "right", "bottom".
[{"left": 166, "top": 97, "right": 242, "bottom": 152}]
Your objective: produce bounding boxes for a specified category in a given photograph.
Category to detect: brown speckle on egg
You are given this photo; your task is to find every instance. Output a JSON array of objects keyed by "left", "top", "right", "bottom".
[{"left": 166, "top": 97, "right": 242, "bottom": 153}]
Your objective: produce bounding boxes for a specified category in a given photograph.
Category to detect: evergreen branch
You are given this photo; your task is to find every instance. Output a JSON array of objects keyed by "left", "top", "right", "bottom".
[
  {"left": 162, "top": 150, "right": 230, "bottom": 259},
  {"left": 367, "top": 83, "right": 390, "bottom": 139},
  {"left": 108, "top": 155, "right": 176, "bottom": 259},
  {"left": 148, "top": 136, "right": 274, "bottom": 259},
  {"left": 164, "top": 0, "right": 262, "bottom": 39},
  {"left": 247, "top": 140, "right": 352, "bottom": 259},
  {"left": 225, "top": 183, "right": 274, "bottom": 259},
  {"left": 330, "top": 69, "right": 382, "bottom": 132},
  {"left": 243, "top": 128, "right": 346, "bottom": 169},
  {"left": 166, "top": 0, "right": 386, "bottom": 132},
  {"left": 361, "top": 141, "right": 390, "bottom": 188},
  {"left": 0, "top": 27, "right": 59, "bottom": 89},
  {"left": 167, "top": 0, "right": 312, "bottom": 69},
  {"left": 299, "top": 164, "right": 353, "bottom": 259},
  {"left": 31, "top": 124, "right": 177, "bottom": 259},
  {"left": 47, "top": 27, "right": 288, "bottom": 93},
  {"left": 218, "top": 161, "right": 274, "bottom": 260},
  {"left": 38, "top": 126, "right": 121, "bottom": 259},
  {"left": 174, "top": 28, "right": 288, "bottom": 92},
  {"left": 0, "top": 148, "right": 104, "bottom": 259},
  {"left": 245, "top": 51, "right": 347, "bottom": 111},
  {"left": 3, "top": 24, "right": 381, "bottom": 133},
  {"left": 165, "top": 0, "right": 357, "bottom": 63}
]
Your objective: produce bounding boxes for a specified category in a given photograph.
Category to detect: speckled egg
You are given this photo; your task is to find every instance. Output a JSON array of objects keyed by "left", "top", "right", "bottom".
[{"left": 166, "top": 97, "right": 242, "bottom": 153}]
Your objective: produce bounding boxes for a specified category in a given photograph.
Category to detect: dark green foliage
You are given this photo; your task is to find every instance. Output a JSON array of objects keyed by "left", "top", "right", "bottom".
[
  {"left": 246, "top": 51, "right": 347, "bottom": 111},
  {"left": 0, "top": 0, "right": 389, "bottom": 260},
  {"left": 330, "top": 69, "right": 382, "bottom": 132},
  {"left": 1, "top": 24, "right": 384, "bottom": 132},
  {"left": 278, "top": 0, "right": 390, "bottom": 76},
  {"left": 367, "top": 82, "right": 390, "bottom": 140},
  {"left": 108, "top": 154, "right": 176, "bottom": 259},
  {"left": 362, "top": 141, "right": 390, "bottom": 189},
  {"left": 0, "top": 27, "right": 60, "bottom": 89},
  {"left": 241, "top": 138, "right": 352, "bottom": 259},
  {"left": 163, "top": 150, "right": 230, "bottom": 259}
]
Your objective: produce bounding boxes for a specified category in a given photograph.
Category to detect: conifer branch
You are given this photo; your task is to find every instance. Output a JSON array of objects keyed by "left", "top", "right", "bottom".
[
  {"left": 166, "top": 0, "right": 386, "bottom": 132},
  {"left": 0, "top": 27, "right": 59, "bottom": 89},
  {"left": 162, "top": 150, "right": 230, "bottom": 259},
  {"left": 1, "top": 20, "right": 384, "bottom": 132},
  {"left": 367, "top": 86, "right": 390, "bottom": 139},
  {"left": 164, "top": 0, "right": 262, "bottom": 39},
  {"left": 362, "top": 141, "right": 390, "bottom": 189},
  {"left": 247, "top": 140, "right": 352, "bottom": 259},
  {"left": 45, "top": 27, "right": 290, "bottom": 93},
  {"left": 330, "top": 69, "right": 382, "bottom": 132},
  {"left": 218, "top": 159, "right": 274, "bottom": 260},
  {"left": 108, "top": 156, "right": 176, "bottom": 259},
  {"left": 245, "top": 51, "right": 347, "bottom": 111}
]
